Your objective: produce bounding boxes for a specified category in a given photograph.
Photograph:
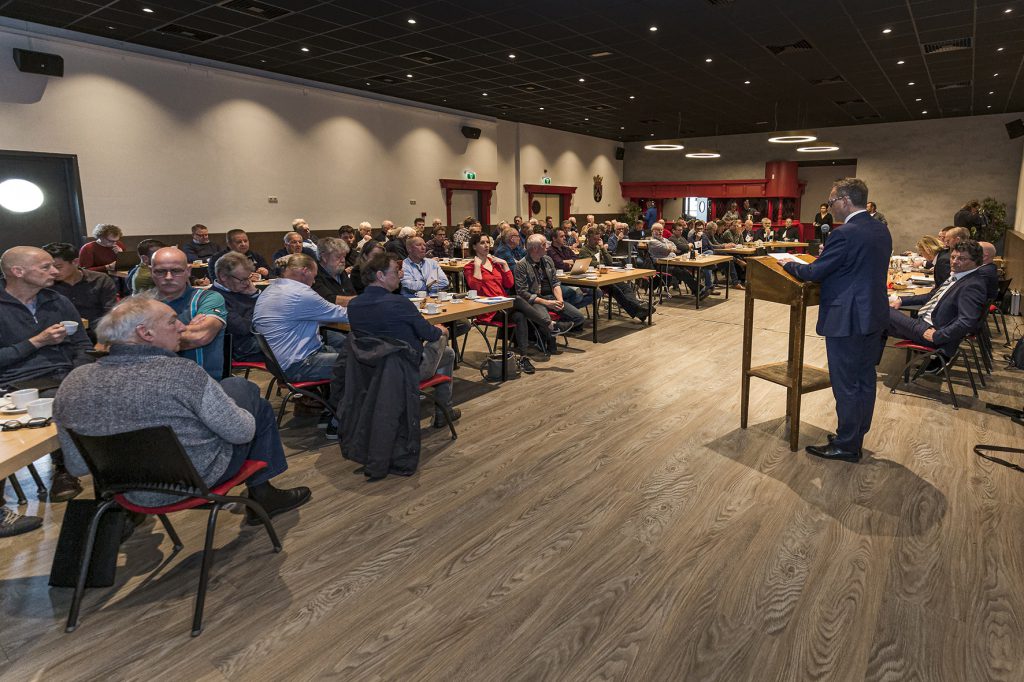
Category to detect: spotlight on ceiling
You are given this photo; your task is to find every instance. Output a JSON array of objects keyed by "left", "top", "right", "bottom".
[
  {"left": 644, "top": 144, "right": 685, "bottom": 151},
  {"left": 768, "top": 133, "right": 817, "bottom": 143},
  {"left": 649, "top": 25, "right": 658, "bottom": 32},
  {"left": 882, "top": 27, "right": 892, "bottom": 34}
]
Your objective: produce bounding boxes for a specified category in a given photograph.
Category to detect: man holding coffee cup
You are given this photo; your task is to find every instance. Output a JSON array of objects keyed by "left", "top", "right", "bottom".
[{"left": 1, "top": 246, "right": 95, "bottom": 502}]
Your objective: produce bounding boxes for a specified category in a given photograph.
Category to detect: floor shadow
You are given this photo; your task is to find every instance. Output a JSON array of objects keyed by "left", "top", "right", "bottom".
[{"left": 705, "top": 418, "right": 948, "bottom": 538}]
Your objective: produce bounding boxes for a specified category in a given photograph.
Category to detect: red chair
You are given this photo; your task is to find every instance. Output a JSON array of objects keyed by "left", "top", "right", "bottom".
[
  {"left": 890, "top": 340, "right": 977, "bottom": 409},
  {"left": 64, "top": 426, "right": 282, "bottom": 637},
  {"left": 254, "top": 333, "right": 332, "bottom": 425},
  {"left": 420, "top": 374, "right": 457, "bottom": 439}
]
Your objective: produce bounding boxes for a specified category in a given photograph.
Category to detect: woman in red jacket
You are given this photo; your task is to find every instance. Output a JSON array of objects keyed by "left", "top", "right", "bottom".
[{"left": 462, "top": 232, "right": 535, "bottom": 374}]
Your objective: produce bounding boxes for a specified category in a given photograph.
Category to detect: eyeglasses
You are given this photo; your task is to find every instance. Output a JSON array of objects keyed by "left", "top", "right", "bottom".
[
  {"left": 826, "top": 195, "right": 845, "bottom": 209},
  {"left": 227, "top": 273, "right": 252, "bottom": 284},
  {"left": 152, "top": 268, "right": 187, "bottom": 277},
  {"left": 2, "top": 417, "right": 52, "bottom": 431}
]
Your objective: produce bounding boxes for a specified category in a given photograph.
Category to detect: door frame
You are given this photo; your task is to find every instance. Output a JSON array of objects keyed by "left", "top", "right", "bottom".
[
  {"left": 0, "top": 149, "right": 87, "bottom": 247},
  {"left": 523, "top": 184, "right": 576, "bottom": 222}
]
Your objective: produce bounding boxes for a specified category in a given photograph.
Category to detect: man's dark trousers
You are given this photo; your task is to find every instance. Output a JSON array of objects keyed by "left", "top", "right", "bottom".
[{"left": 827, "top": 332, "right": 882, "bottom": 453}]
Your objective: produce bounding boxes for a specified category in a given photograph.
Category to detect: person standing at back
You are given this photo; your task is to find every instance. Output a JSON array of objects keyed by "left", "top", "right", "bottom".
[{"left": 780, "top": 178, "right": 892, "bottom": 462}]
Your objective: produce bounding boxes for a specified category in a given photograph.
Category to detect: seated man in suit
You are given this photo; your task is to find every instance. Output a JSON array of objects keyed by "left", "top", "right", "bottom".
[
  {"left": 933, "top": 226, "right": 969, "bottom": 287},
  {"left": 887, "top": 240, "right": 988, "bottom": 363},
  {"left": 781, "top": 218, "right": 801, "bottom": 241},
  {"left": 759, "top": 218, "right": 777, "bottom": 242},
  {"left": 978, "top": 241, "right": 1000, "bottom": 301}
]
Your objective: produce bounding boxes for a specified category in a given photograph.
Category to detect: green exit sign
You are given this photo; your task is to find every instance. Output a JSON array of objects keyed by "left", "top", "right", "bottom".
[
  {"left": 464, "top": 171, "right": 476, "bottom": 180},
  {"left": 542, "top": 176, "right": 552, "bottom": 185}
]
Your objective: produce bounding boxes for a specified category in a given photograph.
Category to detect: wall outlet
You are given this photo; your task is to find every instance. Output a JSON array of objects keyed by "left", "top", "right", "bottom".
[
  {"left": 268, "top": 196, "right": 278, "bottom": 203},
  {"left": 410, "top": 200, "right": 416, "bottom": 205}
]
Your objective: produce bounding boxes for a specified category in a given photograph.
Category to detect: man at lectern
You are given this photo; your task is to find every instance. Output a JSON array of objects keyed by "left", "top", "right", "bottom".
[{"left": 779, "top": 178, "right": 891, "bottom": 462}]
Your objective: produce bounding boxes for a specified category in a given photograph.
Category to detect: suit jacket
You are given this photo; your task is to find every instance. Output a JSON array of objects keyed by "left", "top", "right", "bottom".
[
  {"left": 758, "top": 227, "right": 777, "bottom": 242},
  {"left": 783, "top": 212, "right": 892, "bottom": 337},
  {"left": 900, "top": 270, "right": 988, "bottom": 355},
  {"left": 932, "top": 249, "right": 951, "bottom": 288},
  {"left": 978, "top": 262, "right": 999, "bottom": 301}
]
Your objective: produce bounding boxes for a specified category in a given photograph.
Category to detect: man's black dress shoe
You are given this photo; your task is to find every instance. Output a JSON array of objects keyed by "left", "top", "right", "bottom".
[{"left": 806, "top": 443, "right": 861, "bottom": 462}]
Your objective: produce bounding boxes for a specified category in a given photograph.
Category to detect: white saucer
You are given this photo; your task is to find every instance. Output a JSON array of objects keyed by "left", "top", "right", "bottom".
[{"left": 2, "top": 405, "right": 27, "bottom": 415}]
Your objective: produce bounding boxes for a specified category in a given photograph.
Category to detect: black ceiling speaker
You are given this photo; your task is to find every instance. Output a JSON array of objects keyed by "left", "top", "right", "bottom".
[
  {"left": 1006, "top": 118, "right": 1024, "bottom": 140},
  {"left": 461, "top": 125, "right": 481, "bottom": 139},
  {"left": 13, "top": 48, "right": 64, "bottom": 77},
  {"left": 615, "top": 147, "right": 625, "bottom": 160}
]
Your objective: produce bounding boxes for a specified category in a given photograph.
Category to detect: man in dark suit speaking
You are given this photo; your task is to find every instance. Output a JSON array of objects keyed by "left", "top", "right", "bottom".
[{"left": 778, "top": 178, "right": 892, "bottom": 462}]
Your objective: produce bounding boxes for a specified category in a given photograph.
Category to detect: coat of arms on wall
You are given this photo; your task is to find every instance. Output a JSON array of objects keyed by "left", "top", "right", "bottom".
[{"left": 593, "top": 174, "right": 603, "bottom": 202}]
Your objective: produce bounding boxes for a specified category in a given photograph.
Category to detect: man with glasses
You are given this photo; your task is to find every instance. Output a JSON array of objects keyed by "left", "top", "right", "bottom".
[
  {"left": 151, "top": 247, "right": 227, "bottom": 379},
  {"left": 213, "top": 251, "right": 263, "bottom": 363},
  {"left": 778, "top": 178, "right": 891, "bottom": 462}
]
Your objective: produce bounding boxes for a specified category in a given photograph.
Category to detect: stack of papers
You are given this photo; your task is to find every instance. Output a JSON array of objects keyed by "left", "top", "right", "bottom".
[{"left": 475, "top": 296, "right": 514, "bottom": 303}]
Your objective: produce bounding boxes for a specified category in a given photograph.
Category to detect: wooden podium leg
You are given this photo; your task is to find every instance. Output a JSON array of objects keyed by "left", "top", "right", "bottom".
[
  {"left": 740, "top": 289, "right": 754, "bottom": 429},
  {"left": 788, "top": 303, "right": 807, "bottom": 451}
]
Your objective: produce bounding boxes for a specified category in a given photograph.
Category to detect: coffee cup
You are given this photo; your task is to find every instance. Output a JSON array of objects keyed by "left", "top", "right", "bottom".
[
  {"left": 416, "top": 290, "right": 428, "bottom": 300},
  {"left": 466, "top": 289, "right": 478, "bottom": 299},
  {"left": 555, "top": 269, "right": 564, "bottom": 276},
  {"left": 587, "top": 266, "right": 596, "bottom": 273},
  {"left": 26, "top": 398, "right": 54, "bottom": 419},
  {"left": 624, "top": 263, "right": 634, "bottom": 270},
  {"left": 425, "top": 303, "right": 440, "bottom": 314},
  {"left": 61, "top": 320, "right": 79, "bottom": 335},
  {"left": 4, "top": 388, "right": 39, "bottom": 409},
  {"left": 437, "top": 292, "right": 451, "bottom": 302}
]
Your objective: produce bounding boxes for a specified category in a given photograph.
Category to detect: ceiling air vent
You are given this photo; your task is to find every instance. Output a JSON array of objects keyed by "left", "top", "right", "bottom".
[
  {"left": 936, "top": 80, "right": 970, "bottom": 91},
  {"left": 853, "top": 113, "right": 881, "bottom": 121},
  {"left": 809, "top": 75, "right": 846, "bottom": 85},
  {"left": 834, "top": 98, "right": 866, "bottom": 106},
  {"left": 512, "top": 83, "right": 548, "bottom": 92},
  {"left": 493, "top": 104, "right": 516, "bottom": 110},
  {"left": 221, "top": 0, "right": 289, "bottom": 20},
  {"left": 922, "top": 37, "right": 972, "bottom": 55},
  {"left": 766, "top": 39, "right": 814, "bottom": 56},
  {"left": 706, "top": 0, "right": 736, "bottom": 5},
  {"left": 588, "top": 104, "right": 612, "bottom": 111},
  {"left": 639, "top": 118, "right": 662, "bottom": 124},
  {"left": 405, "top": 51, "right": 451, "bottom": 64},
  {"left": 157, "top": 24, "right": 218, "bottom": 41}
]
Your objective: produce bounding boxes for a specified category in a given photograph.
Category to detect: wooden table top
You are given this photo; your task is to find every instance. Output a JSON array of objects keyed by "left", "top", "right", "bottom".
[
  {"left": 558, "top": 268, "right": 656, "bottom": 287},
  {"left": 888, "top": 271, "right": 934, "bottom": 296},
  {"left": 763, "top": 241, "right": 809, "bottom": 248},
  {"left": 0, "top": 423, "right": 59, "bottom": 480},
  {"left": 655, "top": 255, "right": 734, "bottom": 267},
  {"left": 714, "top": 246, "right": 758, "bottom": 255},
  {"left": 325, "top": 296, "right": 514, "bottom": 331},
  {"left": 437, "top": 259, "right": 473, "bottom": 272}
]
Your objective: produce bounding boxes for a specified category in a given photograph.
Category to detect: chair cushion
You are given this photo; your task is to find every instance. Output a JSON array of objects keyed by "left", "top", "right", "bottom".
[
  {"left": 475, "top": 318, "right": 516, "bottom": 329},
  {"left": 114, "top": 460, "right": 268, "bottom": 514},
  {"left": 893, "top": 340, "right": 939, "bottom": 353},
  {"left": 290, "top": 379, "right": 331, "bottom": 389},
  {"left": 231, "top": 361, "right": 267, "bottom": 370},
  {"left": 419, "top": 374, "right": 452, "bottom": 390}
]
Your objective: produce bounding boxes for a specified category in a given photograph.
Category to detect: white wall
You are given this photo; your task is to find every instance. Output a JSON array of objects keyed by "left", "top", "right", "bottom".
[
  {"left": 0, "top": 26, "right": 621, "bottom": 235},
  {"left": 626, "top": 116, "right": 1024, "bottom": 251}
]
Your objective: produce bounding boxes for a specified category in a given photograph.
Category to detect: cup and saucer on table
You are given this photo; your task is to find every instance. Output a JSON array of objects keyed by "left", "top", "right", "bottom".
[{"left": 2, "top": 388, "right": 40, "bottom": 414}]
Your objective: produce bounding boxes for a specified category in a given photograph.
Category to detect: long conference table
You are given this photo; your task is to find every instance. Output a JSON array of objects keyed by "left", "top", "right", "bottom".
[
  {"left": 557, "top": 268, "right": 656, "bottom": 342},
  {"left": 654, "top": 255, "right": 734, "bottom": 309}
]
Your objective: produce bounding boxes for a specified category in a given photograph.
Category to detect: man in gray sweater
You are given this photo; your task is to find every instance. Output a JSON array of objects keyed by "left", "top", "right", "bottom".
[{"left": 54, "top": 296, "right": 310, "bottom": 520}]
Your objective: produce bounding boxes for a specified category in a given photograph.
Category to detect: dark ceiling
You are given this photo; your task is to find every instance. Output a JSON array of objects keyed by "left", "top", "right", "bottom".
[{"left": 2, "top": 0, "right": 1022, "bottom": 141}]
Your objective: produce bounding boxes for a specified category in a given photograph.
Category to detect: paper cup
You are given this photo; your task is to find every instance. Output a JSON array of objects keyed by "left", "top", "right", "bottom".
[
  {"left": 26, "top": 398, "right": 54, "bottom": 419},
  {"left": 61, "top": 320, "right": 79, "bottom": 335}
]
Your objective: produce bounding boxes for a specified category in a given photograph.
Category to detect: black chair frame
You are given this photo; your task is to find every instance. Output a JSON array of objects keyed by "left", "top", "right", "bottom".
[{"left": 254, "top": 332, "right": 332, "bottom": 425}]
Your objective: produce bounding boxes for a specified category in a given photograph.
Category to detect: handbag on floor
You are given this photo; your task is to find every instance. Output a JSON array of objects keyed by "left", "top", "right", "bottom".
[
  {"left": 49, "top": 498, "right": 126, "bottom": 588},
  {"left": 480, "top": 352, "right": 520, "bottom": 381}
]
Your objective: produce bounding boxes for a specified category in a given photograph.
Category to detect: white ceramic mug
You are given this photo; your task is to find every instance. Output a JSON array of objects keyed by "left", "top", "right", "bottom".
[
  {"left": 437, "top": 292, "right": 451, "bottom": 302},
  {"left": 425, "top": 303, "right": 440, "bottom": 314},
  {"left": 624, "top": 264, "right": 634, "bottom": 270},
  {"left": 61, "top": 320, "right": 79, "bottom": 335},
  {"left": 26, "top": 398, "right": 54, "bottom": 419},
  {"left": 4, "top": 389, "right": 39, "bottom": 409},
  {"left": 466, "top": 289, "right": 478, "bottom": 299},
  {"left": 416, "top": 290, "right": 428, "bottom": 299}
]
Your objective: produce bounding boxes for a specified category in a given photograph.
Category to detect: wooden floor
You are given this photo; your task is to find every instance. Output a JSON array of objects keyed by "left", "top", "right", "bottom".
[{"left": 2, "top": 291, "right": 1023, "bottom": 681}]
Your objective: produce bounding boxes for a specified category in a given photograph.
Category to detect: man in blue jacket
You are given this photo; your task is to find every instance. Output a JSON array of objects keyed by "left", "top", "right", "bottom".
[{"left": 780, "top": 178, "right": 891, "bottom": 462}]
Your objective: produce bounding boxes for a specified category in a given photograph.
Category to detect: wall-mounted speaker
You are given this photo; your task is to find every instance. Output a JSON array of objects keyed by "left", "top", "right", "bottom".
[
  {"left": 461, "top": 126, "right": 481, "bottom": 139},
  {"left": 13, "top": 48, "right": 64, "bottom": 77},
  {"left": 1006, "top": 118, "right": 1024, "bottom": 140},
  {"left": 615, "top": 147, "right": 625, "bottom": 160}
]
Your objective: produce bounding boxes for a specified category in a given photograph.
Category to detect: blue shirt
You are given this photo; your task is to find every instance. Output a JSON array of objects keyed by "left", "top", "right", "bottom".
[
  {"left": 347, "top": 286, "right": 441, "bottom": 358},
  {"left": 252, "top": 277, "right": 348, "bottom": 371},
  {"left": 400, "top": 257, "right": 449, "bottom": 296},
  {"left": 163, "top": 285, "right": 227, "bottom": 379},
  {"left": 493, "top": 243, "right": 526, "bottom": 270}
]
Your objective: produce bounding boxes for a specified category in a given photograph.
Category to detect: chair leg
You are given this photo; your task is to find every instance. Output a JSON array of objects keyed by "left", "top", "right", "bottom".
[
  {"left": 157, "top": 514, "right": 183, "bottom": 551},
  {"left": 7, "top": 475, "right": 27, "bottom": 505},
  {"left": 243, "top": 368, "right": 252, "bottom": 380},
  {"left": 66, "top": 499, "right": 117, "bottom": 633},
  {"left": 26, "top": 464, "right": 47, "bottom": 496},
  {"left": 939, "top": 356, "right": 960, "bottom": 409},
  {"left": 276, "top": 392, "right": 293, "bottom": 426},
  {"left": 967, "top": 339, "right": 986, "bottom": 387},
  {"left": 961, "top": 351, "right": 979, "bottom": 398},
  {"left": 192, "top": 505, "right": 222, "bottom": 637},
  {"left": 240, "top": 498, "right": 283, "bottom": 552}
]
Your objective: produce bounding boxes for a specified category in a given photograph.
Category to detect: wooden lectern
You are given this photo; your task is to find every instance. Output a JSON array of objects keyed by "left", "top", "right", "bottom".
[{"left": 740, "top": 255, "right": 831, "bottom": 451}]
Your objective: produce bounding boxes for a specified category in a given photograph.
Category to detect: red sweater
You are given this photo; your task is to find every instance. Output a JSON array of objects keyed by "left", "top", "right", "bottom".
[
  {"left": 464, "top": 258, "right": 514, "bottom": 323},
  {"left": 78, "top": 240, "right": 125, "bottom": 271}
]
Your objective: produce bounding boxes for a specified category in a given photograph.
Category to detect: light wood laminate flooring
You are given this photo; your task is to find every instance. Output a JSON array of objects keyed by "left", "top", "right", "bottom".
[{"left": 1, "top": 291, "right": 1023, "bottom": 681}]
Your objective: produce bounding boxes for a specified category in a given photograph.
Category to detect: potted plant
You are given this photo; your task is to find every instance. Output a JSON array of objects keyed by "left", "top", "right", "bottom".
[
  {"left": 978, "top": 197, "right": 1010, "bottom": 252},
  {"left": 622, "top": 201, "right": 643, "bottom": 226}
]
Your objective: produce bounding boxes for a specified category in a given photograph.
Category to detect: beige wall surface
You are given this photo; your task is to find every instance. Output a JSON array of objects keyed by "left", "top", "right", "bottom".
[
  {"left": 625, "top": 116, "right": 1024, "bottom": 251},
  {"left": 0, "top": 27, "right": 620, "bottom": 237}
]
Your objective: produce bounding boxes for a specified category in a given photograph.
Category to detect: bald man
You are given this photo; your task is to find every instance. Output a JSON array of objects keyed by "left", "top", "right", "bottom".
[
  {"left": 978, "top": 241, "right": 1000, "bottom": 301},
  {"left": 150, "top": 247, "right": 227, "bottom": 379},
  {"left": 1, "top": 245, "right": 94, "bottom": 503}
]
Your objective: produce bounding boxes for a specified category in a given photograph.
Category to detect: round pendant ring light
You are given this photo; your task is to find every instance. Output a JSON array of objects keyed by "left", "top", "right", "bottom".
[
  {"left": 796, "top": 144, "right": 839, "bottom": 152},
  {"left": 768, "top": 134, "right": 817, "bottom": 143},
  {"left": 685, "top": 151, "right": 721, "bottom": 158},
  {"left": 644, "top": 144, "right": 685, "bottom": 151}
]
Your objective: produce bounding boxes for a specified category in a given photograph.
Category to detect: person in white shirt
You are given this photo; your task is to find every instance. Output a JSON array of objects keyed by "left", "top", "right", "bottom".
[{"left": 400, "top": 238, "right": 449, "bottom": 296}]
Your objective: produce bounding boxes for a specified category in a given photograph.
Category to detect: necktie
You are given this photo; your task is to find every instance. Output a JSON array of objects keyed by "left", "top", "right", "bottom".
[{"left": 916, "top": 276, "right": 957, "bottom": 326}]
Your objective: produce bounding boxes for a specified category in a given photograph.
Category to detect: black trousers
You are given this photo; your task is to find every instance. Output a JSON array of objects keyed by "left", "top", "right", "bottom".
[{"left": 826, "top": 332, "right": 883, "bottom": 452}]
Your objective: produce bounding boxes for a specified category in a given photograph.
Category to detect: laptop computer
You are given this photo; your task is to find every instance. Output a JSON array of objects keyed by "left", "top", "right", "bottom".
[{"left": 567, "top": 257, "right": 593, "bottom": 276}]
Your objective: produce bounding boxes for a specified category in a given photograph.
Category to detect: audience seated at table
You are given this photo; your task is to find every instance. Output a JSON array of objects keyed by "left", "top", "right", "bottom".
[
  {"left": 126, "top": 238, "right": 165, "bottom": 294},
  {"left": 721, "top": 201, "right": 740, "bottom": 223},
  {"left": 886, "top": 240, "right": 987, "bottom": 366},
  {"left": 385, "top": 226, "right": 416, "bottom": 260},
  {"left": 312, "top": 237, "right": 357, "bottom": 306},
  {"left": 493, "top": 227, "right": 527, "bottom": 270},
  {"left": 78, "top": 223, "right": 125, "bottom": 273},
  {"left": 271, "top": 231, "right": 318, "bottom": 268},
  {"left": 401, "top": 237, "right": 449, "bottom": 296},
  {"left": 462, "top": 233, "right": 535, "bottom": 373},
  {"left": 54, "top": 295, "right": 310, "bottom": 519},
  {"left": 291, "top": 218, "right": 319, "bottom": 257},
  {"left": 1, "top": 245, "right": 95, "bottom": 504},
  {"left": 151, "top": 247, "right": 227, "bottom": 380},
  {"left": 43, "top": 242, "right": 118, "bottom": 339},
  {"left": 648, "top": 223, "right": 702, "bottom": 299},
  {"left": 607, "top": 222, "right": 632, "bottom": 258},
  {"left": 356, "top": 222, "right": 374, "bottom": 249},
  {"left": 705, "top": 223, "right": 744, "bottom": 289},
  {"left": 253, "top": 253, "right": 349, "bottom": 383},
  {"left": 739, "top": 219, "right": 756, "bottom": 243},
  {"left": 451, "top": 217, "right": 475, "bottom": 252},
  {"left": 428, "top": 227, "right": 451, "bottom": 259},
  {"left": 781, "top": 218, "right": 801, "bottom": 241},
  {"left": 577, "top": 230, "right": 654, "bottom": 322},
  {"left": 514, "top": 235, "right": 581, "bottom": 350},
  {"left": 212, "top": 251, "right": 264, "bottom": 363},
  {"left": 546, "top": 228, "right": 597, "bottom": 310},
  {"left": 351, "top": 241, "right": 384, "bottom": 295},
  {"left": 759, "top": 218, "right": 777, "bottom": 242},
  {"left": 336, "top": 225, "right": 360, "bottom": 268},
  {"left": 208, "top": 229, "right": 270, "bottom": 284},
  {"left": 180, "top": 223, "right": 221, "bottom": 278},
  {"left": 347, "top": 252, "right": 461, "bottom": 428},
  {"left": 914, "top": 234, "right": 943, "bottom": 269},
  {"left": 628, "top": 218, "right": 647, "bottom": 239}
]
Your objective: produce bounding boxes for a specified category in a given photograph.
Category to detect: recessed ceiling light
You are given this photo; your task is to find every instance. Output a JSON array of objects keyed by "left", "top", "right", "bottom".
[
  {"left": 897, "top": 60, "right": 905, "bottom": 64},
  {"left": 650, "top": 133, "right": 655, "bottom": 136},
  {"left": 620, "top": 126, "right": 625, "bottom": 130},
  {"left": 988, "top": 105, "right": 992, "bottom": 109},
  {"left": 797, "top": 144, "right": 839, "bottom": 152},
  {"left": 584, "top": 117, "right": 589, "bottom": 121},
  {"left": 686, "top": 152, "right": 720, "bottom": 158},
  {"left": 578, "top": 78, "right": 585, "bottom": 82},
  {"left": 882, "top": 27, "right": 892, "bottom": 34},
  {"left": 997, "top": 47, "right": 1005, "bottom": 51},
  {"left": 482, "top": 92, "right": 488, "bottom": 96},
  {"left": 649, "top": 25, "right": 658, "bottom": 31},
  {"left": 1005, "top": 8, "right": 1013, "bottom": 13},
  {"left": 590, "top": 51, "right": 612, "bottom": 58},
  {"left": 407, "top": 18, "right": 417, "bottom": 24},
  {"left": 768, "top": 134, "right": 817, "bottom": 143},
  {"left": 365, "top": 81, "right": 370, "bottom": 85},
  {"left": 300, "top": 47, "right": 310, "bottom": 52},
  {"left": 915, "top": 97, "right": 922, "bottom": 101},
  {"left": 744, "top": 80, "right": 751, "bottom": 84},
  {"left": 989, "top": 91, "right": 995, "bottom": 95},
  {"left": 539, "top": 107, "right": 544, "bottom": 110},
  {"left": 705, "top": 57, "right": 713, "bottom": 63},
  {"left": 645, "top": 144, "right": 684, "bottom": 151},
  {"left": 921, "top": 110, "right": 928, "bottom": 114},
  {"left": 107, "top": 25, "right": 115, "bottom": 29},
  {"left": 406, "top": 73, "right": 413, "bottom": 78},
  {"left": 755, "top": 121, "right": 769, "bottom": 125},
  {"left": 908, "top": 81, "right": 915, "bottom": 85},
  {"left": 508, "top": 54, "right": 516, "bottom": 59},
  {"left": 993, "top": 72, "right": 999, "bottom": 77},
  {"left": 142, "top": 7, "right": 154, "bottom": 13},
  {"left": 629, "top": 95, "right": 635, "bottom": 100}
]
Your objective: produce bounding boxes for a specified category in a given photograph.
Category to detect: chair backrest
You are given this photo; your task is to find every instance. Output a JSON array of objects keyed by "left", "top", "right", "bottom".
[
  {"left": 67, "top": 426, "right": 210, "bottom": 498},
  {"left": 253, "top": 332, "right": 293, "bottom": 385},
  {"left": 221, "top": 333, "right": 233, "bottom": 379}
]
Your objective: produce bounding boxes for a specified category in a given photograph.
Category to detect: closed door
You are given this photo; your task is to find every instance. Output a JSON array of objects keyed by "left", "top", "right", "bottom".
[
  {"left": 0, "top": 151, "right": 85, "bottom": 254},
  {"left": 530, "top": 194, "right": 561, "bottom": 222}
]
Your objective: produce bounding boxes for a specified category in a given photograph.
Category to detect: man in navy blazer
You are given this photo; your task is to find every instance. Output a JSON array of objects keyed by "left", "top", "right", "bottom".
[
  {"left": 887, "top": 240, "right": 988, "bottom": 360},
  {"left": 780, "top": 178, "right": 892, "bottom": 462}
]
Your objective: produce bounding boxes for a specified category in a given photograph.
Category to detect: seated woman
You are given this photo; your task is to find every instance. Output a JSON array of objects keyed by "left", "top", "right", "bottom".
[
  {"left": 351, "top": 240, "right": 385, "bottom": 295},
  {"left": 462, "top": 233, "right": 535, "bottom": 374}
]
